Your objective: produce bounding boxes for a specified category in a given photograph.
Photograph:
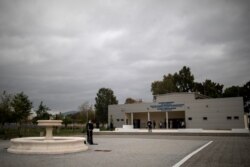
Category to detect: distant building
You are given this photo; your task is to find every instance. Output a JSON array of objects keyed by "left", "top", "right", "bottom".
[{"left": 108, "top": 92, "right": 247, "bottom": 130}]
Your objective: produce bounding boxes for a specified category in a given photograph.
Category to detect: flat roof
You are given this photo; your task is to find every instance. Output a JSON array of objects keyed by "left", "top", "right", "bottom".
[{"left": 154, "top": 92, "right": 210, "bottom": 99}]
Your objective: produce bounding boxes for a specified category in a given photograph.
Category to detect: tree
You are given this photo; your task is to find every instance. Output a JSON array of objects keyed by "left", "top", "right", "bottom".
[
  {"left": 11, "top": 92, "right": 33, "bottom": 136},
  {"left": 193, "top": 80, "right": 224, "bottom": 98},
  {"left": 174, "top": 66, "right": 194, "bottom": 92},
  {"left": 242, "top": 81, "right": 250, "bottom": 113},
  {"left": 151, "top": 81, "right": 165, "bottom": 95},
  {"left": 151, "top": 66, "right": 194, "bottom": 95},
  {"left": 11, "top": 92, "right": 33, "bottom": 123},
  {"left": 0, "top": 91, "right": 12, "bottom": 126},
  {"left": 193, "top": 82, "right": 204, "bottom": 94},
  {"left": 222, "top": 81, "right": 250, "bottom": 113},
  {"left": 163, "top": 74, "right": 179, "bottom": 92},
  {"left": 33, "top": 101, "right": 51, "bottom": 123},
  {"left": 151, "top": 66, "right": 226, "bottom": 98},
  {"left": 125, "top": 98, "right": 142, "bottom": 104},
  {"left": 242, "top": 81, "right": 250, "bottom": 103},
  {"left": 63, "top": 116, "right": 72, "bottom": 128},
  {"left": 95, "top": 88, "right": 118, "bottom": 124},
  {"left": 202, "top": 79, "right": 224, "bottom": 98},
  {"left": 79, "top": 102, "right": 95, "bottom": 123},
  {"left": 125, "top": 98, "right": 137, "bottom": 104},
  {"left": 223, "top": 86, "right": 241, "bottom": 97},
  {"left": 55, "top": 112, "right": 64, "bottom": 120}
]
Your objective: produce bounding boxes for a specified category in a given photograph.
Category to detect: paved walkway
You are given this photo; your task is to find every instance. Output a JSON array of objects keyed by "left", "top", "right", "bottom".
[
  {"left": 1, "top": 136, "right": 207, "bottom": 167},
  {"left": 1, "top": 135, "right": 250, "bottom": 167}
]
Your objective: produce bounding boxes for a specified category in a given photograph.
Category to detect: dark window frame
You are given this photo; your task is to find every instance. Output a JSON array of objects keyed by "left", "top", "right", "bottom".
[{"left": 234, "top": 116, "right": 239, "bottom": 120}]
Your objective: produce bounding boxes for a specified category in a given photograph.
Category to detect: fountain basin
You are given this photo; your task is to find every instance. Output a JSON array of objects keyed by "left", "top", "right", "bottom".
[
  {"left": 7, "top": 137, "right": 88, "bottom": 154},
  {"left": 37, "top": 120, "right": 62, "bottom": 127}
]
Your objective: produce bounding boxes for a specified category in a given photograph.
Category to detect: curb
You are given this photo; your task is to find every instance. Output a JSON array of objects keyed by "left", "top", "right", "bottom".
[{"left": 94, "top": 131, "right": 250, "bottom": 137}]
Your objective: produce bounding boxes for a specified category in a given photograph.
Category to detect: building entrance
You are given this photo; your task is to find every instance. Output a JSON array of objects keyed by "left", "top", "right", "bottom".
[
  {"left": 168, "top": 111, "right": 185, "bottom": 129},
  {"left": 168, "top": 118, "right": 185, "bottom": 128},
  {"left": 133, "top": 119, "right": 140, "bottom": 128}
]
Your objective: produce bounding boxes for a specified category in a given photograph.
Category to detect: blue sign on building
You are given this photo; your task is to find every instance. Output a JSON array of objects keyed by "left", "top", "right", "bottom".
[{"left": 150, "top": 102, "right": 184, "bottom": 111}]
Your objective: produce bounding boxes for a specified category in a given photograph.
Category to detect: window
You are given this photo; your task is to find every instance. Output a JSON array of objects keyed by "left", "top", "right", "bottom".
[
  {"left": 116, "top": 119, "right": 120, "bottom": 122},
  {"left": 187, "top": 106, "right": 190, "bottom": 109},
  {"left": 234, "top": 116, "right": 239, "bottom": 120},
  {"left": 188, "top": 117, "right": 192, "bottom": 120},
  {"left": 206, "top": 105, "right": 208, "bottom": 108},
  {"left": 227, "top": 116, "right": 232, "bottom": 120},
  {"left": 121, "top": 119, "right": 124, "bottom": 121},
  {"left": 203, "top": 117, "right": 207, "bottom": 120}
]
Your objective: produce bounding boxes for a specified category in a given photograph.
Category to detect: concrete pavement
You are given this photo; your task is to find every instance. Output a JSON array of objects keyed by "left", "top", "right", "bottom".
[
  {"left": 1, "top": 135, "right": 250, "bottom": 167},
  {"left": 1, "top": 136, "right": 207, "bottom": 167}
]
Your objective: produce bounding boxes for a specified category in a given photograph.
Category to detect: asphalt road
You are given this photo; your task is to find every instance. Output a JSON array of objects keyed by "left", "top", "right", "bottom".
[
  {"left": 98, "top": 135, "right": 250, "bottom": 167},
  {"left": 181, "top": 136, "right": 250, "bottom": 167}
]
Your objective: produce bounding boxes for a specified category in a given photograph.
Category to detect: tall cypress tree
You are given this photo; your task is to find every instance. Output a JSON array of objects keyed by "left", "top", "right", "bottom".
[{"left": 95, "top": 88, "right": 118, "bottom": 124}]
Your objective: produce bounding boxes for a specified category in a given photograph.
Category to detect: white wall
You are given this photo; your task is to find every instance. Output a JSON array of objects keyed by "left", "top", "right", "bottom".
[
  {"left": 109, "top": 94, "right": 245, "bottom": 130},
  {"left": 155, "top": 93, "right": 195, "bottom": 103},
  {"left": 185, "top": 97, "right": 244, "bottom": 129}
]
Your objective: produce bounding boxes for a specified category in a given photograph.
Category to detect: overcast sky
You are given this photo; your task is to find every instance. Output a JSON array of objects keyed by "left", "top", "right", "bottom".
[{"left": 0, "top": 0, "right": 249, "bottom": 113}]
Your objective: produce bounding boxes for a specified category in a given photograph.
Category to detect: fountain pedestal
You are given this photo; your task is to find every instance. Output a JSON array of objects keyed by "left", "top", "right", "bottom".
[
  {"left": 7, "top": 120, "right": 88, "bottom": 154},
  {"left": 37, "top": 120, "right": 62, "bottom": 140}
]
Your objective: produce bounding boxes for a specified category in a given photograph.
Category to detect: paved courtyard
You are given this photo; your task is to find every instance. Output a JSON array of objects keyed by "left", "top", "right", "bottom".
[
  {"left": 1, "top": 135, "right": 250, "bottom": 167},
  {"left": 1, "top": 136, "right": 208, "bottom": 167}
]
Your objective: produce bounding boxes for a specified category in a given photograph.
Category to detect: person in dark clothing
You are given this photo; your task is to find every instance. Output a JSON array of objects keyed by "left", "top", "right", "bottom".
[
  {"left": 110, "top": 122, "right": 114, "bottom": 131},
  {"left": 86, "top": 120, "right": 94, "bottom": 144},
  {"left": 147, "top": 120, "right": 152, "bottom": 132},
  {"left": 153, "top": 120, "right": 156, "bottom": 129}
]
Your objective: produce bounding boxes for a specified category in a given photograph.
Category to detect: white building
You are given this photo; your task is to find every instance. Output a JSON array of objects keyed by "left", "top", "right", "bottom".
[{"left": 108, "top": 92, "right": 247, "bottom": 130}]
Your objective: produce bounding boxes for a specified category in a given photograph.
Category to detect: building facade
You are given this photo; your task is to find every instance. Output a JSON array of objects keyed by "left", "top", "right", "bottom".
[{"left": 108, "top": 92, "right": 246, "bottom": 130}]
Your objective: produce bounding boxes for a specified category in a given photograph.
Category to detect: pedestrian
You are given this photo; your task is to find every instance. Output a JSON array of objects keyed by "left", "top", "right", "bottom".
[
  {"left": 159, "top": 121, "right": 162, "bottom": 129},
  {"left": 147, "top": 120, "right": 152, "bottom": 132},
  {"left": 86, "top": 120, "right": 94, "bottom": 144},
  {"left": 153, "top": 120, "right": 156, "bottom": 129},
  {"left": 181, "top": 121, "right": 185, "bottom": 128},
  {"left": 110, "top": 122, "right": 114, "bottom": 131}
]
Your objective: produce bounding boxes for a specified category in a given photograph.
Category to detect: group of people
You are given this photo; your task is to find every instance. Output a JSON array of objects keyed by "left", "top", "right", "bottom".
[
  {"left": 87, "top": 119, "right": 156, "bottom": 143},
  {"left": 147, "top": 120, "right": 163, "bottom": 131},
  {"left": 147, "top": 120, "right": 186, "bottom": 130},
  {"left": 86, "top": 119, "right": 154, "bottom": 144},
  {"left": 86, "top": 119, "right": 185, "bottom": 142}
]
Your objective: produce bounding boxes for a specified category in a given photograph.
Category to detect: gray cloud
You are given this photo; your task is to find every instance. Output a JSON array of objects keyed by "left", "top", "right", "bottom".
[{"left": 0, "top": 0, "right": 249, "bottom": 112}]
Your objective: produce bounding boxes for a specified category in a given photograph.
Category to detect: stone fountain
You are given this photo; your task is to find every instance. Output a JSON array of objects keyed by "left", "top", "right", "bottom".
[{"left": 7, "top": 120, "right": 88, "bottom": 154}]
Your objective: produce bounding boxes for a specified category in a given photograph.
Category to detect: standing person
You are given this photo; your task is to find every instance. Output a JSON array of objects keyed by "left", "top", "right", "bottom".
[
  {"left": 147, "top": 120, "right": 152, "bottom": 132},
  {"left": 153, "top": 120, "right": 156, "bottom": 129},
  {"left": 86, "top": 120, "right": 94, "bottom": 144},
  {"left": 159, "top": 121, "right": 163, "bottom": 129},
  {"left": 110, "top": 122, "right": 114, "bottom": 131}
]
